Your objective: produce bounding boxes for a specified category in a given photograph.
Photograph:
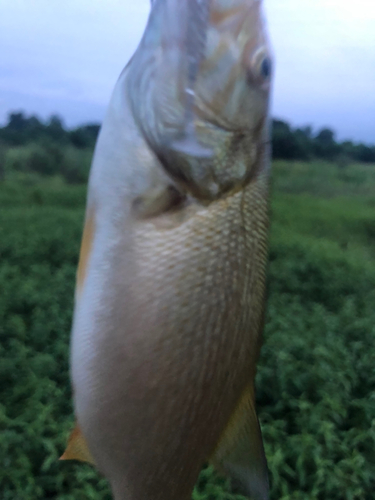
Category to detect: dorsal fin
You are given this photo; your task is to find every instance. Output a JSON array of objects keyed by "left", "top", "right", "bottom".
[{"left": 60, "top": 424, "right": 95, "bottom": 465}]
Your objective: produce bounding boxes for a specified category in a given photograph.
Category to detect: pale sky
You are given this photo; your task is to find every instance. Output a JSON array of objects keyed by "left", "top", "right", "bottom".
[{"left": 1, "top": 0, "right": 374, "bottom": 143}]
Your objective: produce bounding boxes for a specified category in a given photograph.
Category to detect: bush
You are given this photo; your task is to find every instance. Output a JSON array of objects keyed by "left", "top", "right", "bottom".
[
  {"left": 4, "top": 143, "right": 92, "bottom": 183},
  {"left": 5, "top": 143, "right": 62, "bottom": 176},
  {"left": 60, "top": 148, "right": 92, "bottom": 184}
]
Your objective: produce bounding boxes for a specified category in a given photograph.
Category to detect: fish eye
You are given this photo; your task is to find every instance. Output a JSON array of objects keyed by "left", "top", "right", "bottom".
[
  {"left": 247, "top": 48, "right": 272, "bottom": 86},
  {"left": 260, "top": 57, "right": 272, "bottom": 80}
]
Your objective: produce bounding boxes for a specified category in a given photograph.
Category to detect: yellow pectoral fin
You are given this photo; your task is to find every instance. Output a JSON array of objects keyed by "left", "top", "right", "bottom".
[
  {"left": 76, "top": 205, "right": 96, "bottom": 299},
  {"left": 60, "top": 424, "right": 95, "bottom": 465},
  {"left": 211, "top": 385, "right": 269, "bottom": 500}
]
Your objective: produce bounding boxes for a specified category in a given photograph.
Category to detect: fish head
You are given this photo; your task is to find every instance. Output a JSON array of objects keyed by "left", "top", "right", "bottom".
[
  {"left": 199, "top": 0, "right": 272, "bottom": 131},
  {"left": 128, "top": 0, "right": 273, "bottom": 199}
]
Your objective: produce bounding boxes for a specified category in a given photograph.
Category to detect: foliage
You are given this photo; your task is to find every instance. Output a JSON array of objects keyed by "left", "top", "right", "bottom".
[
  {"left": 0, "top": 112, "right": 97, "bottom": 184},
  {"left": 1, "top": 160, "right": 375, "bottom": 499},
  {"left": 3, "top": 144, "right": 93, "bottom": 185},
  {"left": 272, "top": 121, "right": 313, "bottom": 161},
  {"left": 272, "top": 119, "right": 375, "bottom": 163},
  {"left": 1, "top": 112, "right": 374, "bottom": 173},
  {"left": 0, "top": 112, "right": 100, "bottom": 149}
]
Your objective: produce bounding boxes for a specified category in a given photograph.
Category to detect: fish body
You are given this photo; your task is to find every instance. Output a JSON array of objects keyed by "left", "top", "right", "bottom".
[{"left": 63, "top": 1, "right": 273, "bottom": 499}]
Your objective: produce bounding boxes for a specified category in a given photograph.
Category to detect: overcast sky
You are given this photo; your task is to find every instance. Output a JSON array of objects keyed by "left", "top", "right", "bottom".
[{"left": 1, "top": 0, "right": 374, "bottom": 143}]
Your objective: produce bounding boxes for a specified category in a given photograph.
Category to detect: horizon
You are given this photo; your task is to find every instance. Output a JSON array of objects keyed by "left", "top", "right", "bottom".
[
  {"left": 3, "top": 109, "right": 374, "bottom": 147},
  {"left": 1, "top": 0, "right": 374, "bottom": 144}
]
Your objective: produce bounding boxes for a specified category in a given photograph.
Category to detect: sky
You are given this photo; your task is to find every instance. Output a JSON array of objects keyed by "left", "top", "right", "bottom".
[{"left": 0, "top": 0, "right": 374, "bottom": 144}]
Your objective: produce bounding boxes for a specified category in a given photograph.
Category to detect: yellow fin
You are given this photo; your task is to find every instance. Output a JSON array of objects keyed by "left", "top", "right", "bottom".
[
  {"left": 60, "top": 424, "right": 95, "bottom": 465},
  {"left": 76, "top": 205, "right": 95, "bottom": 298},
  {"left": 211, "top": 385, "right": 269, "bottom": 500}
]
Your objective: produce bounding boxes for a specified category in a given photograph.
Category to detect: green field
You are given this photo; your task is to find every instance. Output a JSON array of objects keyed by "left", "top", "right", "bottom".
[{"left": 1, "top": 161, "right": 374, "bottom": 499}]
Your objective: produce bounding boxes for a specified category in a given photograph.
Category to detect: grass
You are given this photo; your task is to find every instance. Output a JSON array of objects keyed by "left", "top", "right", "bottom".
[{"left": 1, "top": 161, "right": 375, "bottom": 499}]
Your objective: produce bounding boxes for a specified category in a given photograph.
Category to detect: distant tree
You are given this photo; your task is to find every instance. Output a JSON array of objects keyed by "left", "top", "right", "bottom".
[
  {"left": 272, "top": 120, "right": 298, "bottom": 159},
  {"left": 293, "top": 127, "right": 314, "bottom": 160},
  {"left": 300, "top": 126, "right": 313, "bottom": 139},
  {"left": 0, "top": 112, "right": 29, "bottom": 145},
  {"left": 69, "top": 124, "right": 100, "bottom": 149},
  {"left": 7, "top": 112, "right": 28, "bottom": 132},
  {"left": 48, "top": 115, "right": 64, "bottom": 128},
  {"left": 354, "top": 144, "right": 375, "bottom": 163},
  {"left": 314, "top": 128, "right": 340, "bottom": 160},
  {"left": 272, "top": 120, "right": 312, "bottom": 160},
  {"left": 26, "top": 116, "right": 45, "bottom": 141},
  {"left": 45, "top": 115, "right": 67, "bottom": 143},
  {"left": 0, "top": 113, "right": 45, "bottom": 145},
  {"left": 341, "top": 140, "right": 355, "bottom": 156}
]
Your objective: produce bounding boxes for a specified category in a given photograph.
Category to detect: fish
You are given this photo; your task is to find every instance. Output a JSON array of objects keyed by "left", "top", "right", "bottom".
[{"left": 61, "top": 1, "right": 274, "bottom": 499}]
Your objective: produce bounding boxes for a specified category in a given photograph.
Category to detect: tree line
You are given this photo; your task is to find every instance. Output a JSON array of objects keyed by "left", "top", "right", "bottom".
[
  {"left": 0, "top": 112, "right": 100, "bottom": 150},
  {"left": 0, "top": 112, "right": 374, "bottom": 183},
  {"left": 272, "top": 120, "right": 375, "bottom": 164},
  {"left": 0, "top": 113, "right": 99, "bottom": 183}
]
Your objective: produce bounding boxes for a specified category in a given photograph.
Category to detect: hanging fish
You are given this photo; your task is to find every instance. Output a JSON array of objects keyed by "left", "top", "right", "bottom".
[{"left": 61, "top": 1, "right": 274, "bottom": 499}]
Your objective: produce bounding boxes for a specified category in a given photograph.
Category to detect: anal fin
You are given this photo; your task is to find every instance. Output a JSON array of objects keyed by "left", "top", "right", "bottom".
[
  {"left": 210, "top": 385, "right": 269, "bottom": 500},
  {"left": 60, "top": 423, "right": 95, "bottom": 465}
]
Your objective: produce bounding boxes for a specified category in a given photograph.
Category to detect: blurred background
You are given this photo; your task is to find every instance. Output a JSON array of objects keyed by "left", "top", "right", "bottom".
[{"left": 0, "top": 1, "right": 374, "bottom": 499}]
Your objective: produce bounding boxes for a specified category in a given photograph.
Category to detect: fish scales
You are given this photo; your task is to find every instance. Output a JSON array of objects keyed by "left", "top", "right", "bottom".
[
  {"left": 63, "top": 1, "right": 273, "bottom": 499},
  {"left": 75, "top": 179, "right": 269, "bottom": 500}
]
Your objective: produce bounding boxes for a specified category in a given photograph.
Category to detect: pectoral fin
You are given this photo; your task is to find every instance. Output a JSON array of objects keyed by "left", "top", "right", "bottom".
[
  {"left": 132, "top": 184, "right": 185, "bottom": 219},
  {"left": 60, "top": 424, "right": 95, "bottom": 465},
  {"left": 76, "top": 205, "right": 96, "bottom": 298},
  {"left": 211, "top": 385, "right": 269, "bottom": 500}
]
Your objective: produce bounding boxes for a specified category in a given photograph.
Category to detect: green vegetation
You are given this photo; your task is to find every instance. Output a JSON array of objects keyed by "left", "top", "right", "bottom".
[
  {"left": 1, "top": 154, "right": 375, "bottom": 499},
  {"left": 272, "top": 122, "right": 375, "bottom": 164},
  {"left": 1, "top": 112, "right": 374, "bottom": 186},
  {"left": 0, "top": 113, "right": 98, "bottom": 184}
]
